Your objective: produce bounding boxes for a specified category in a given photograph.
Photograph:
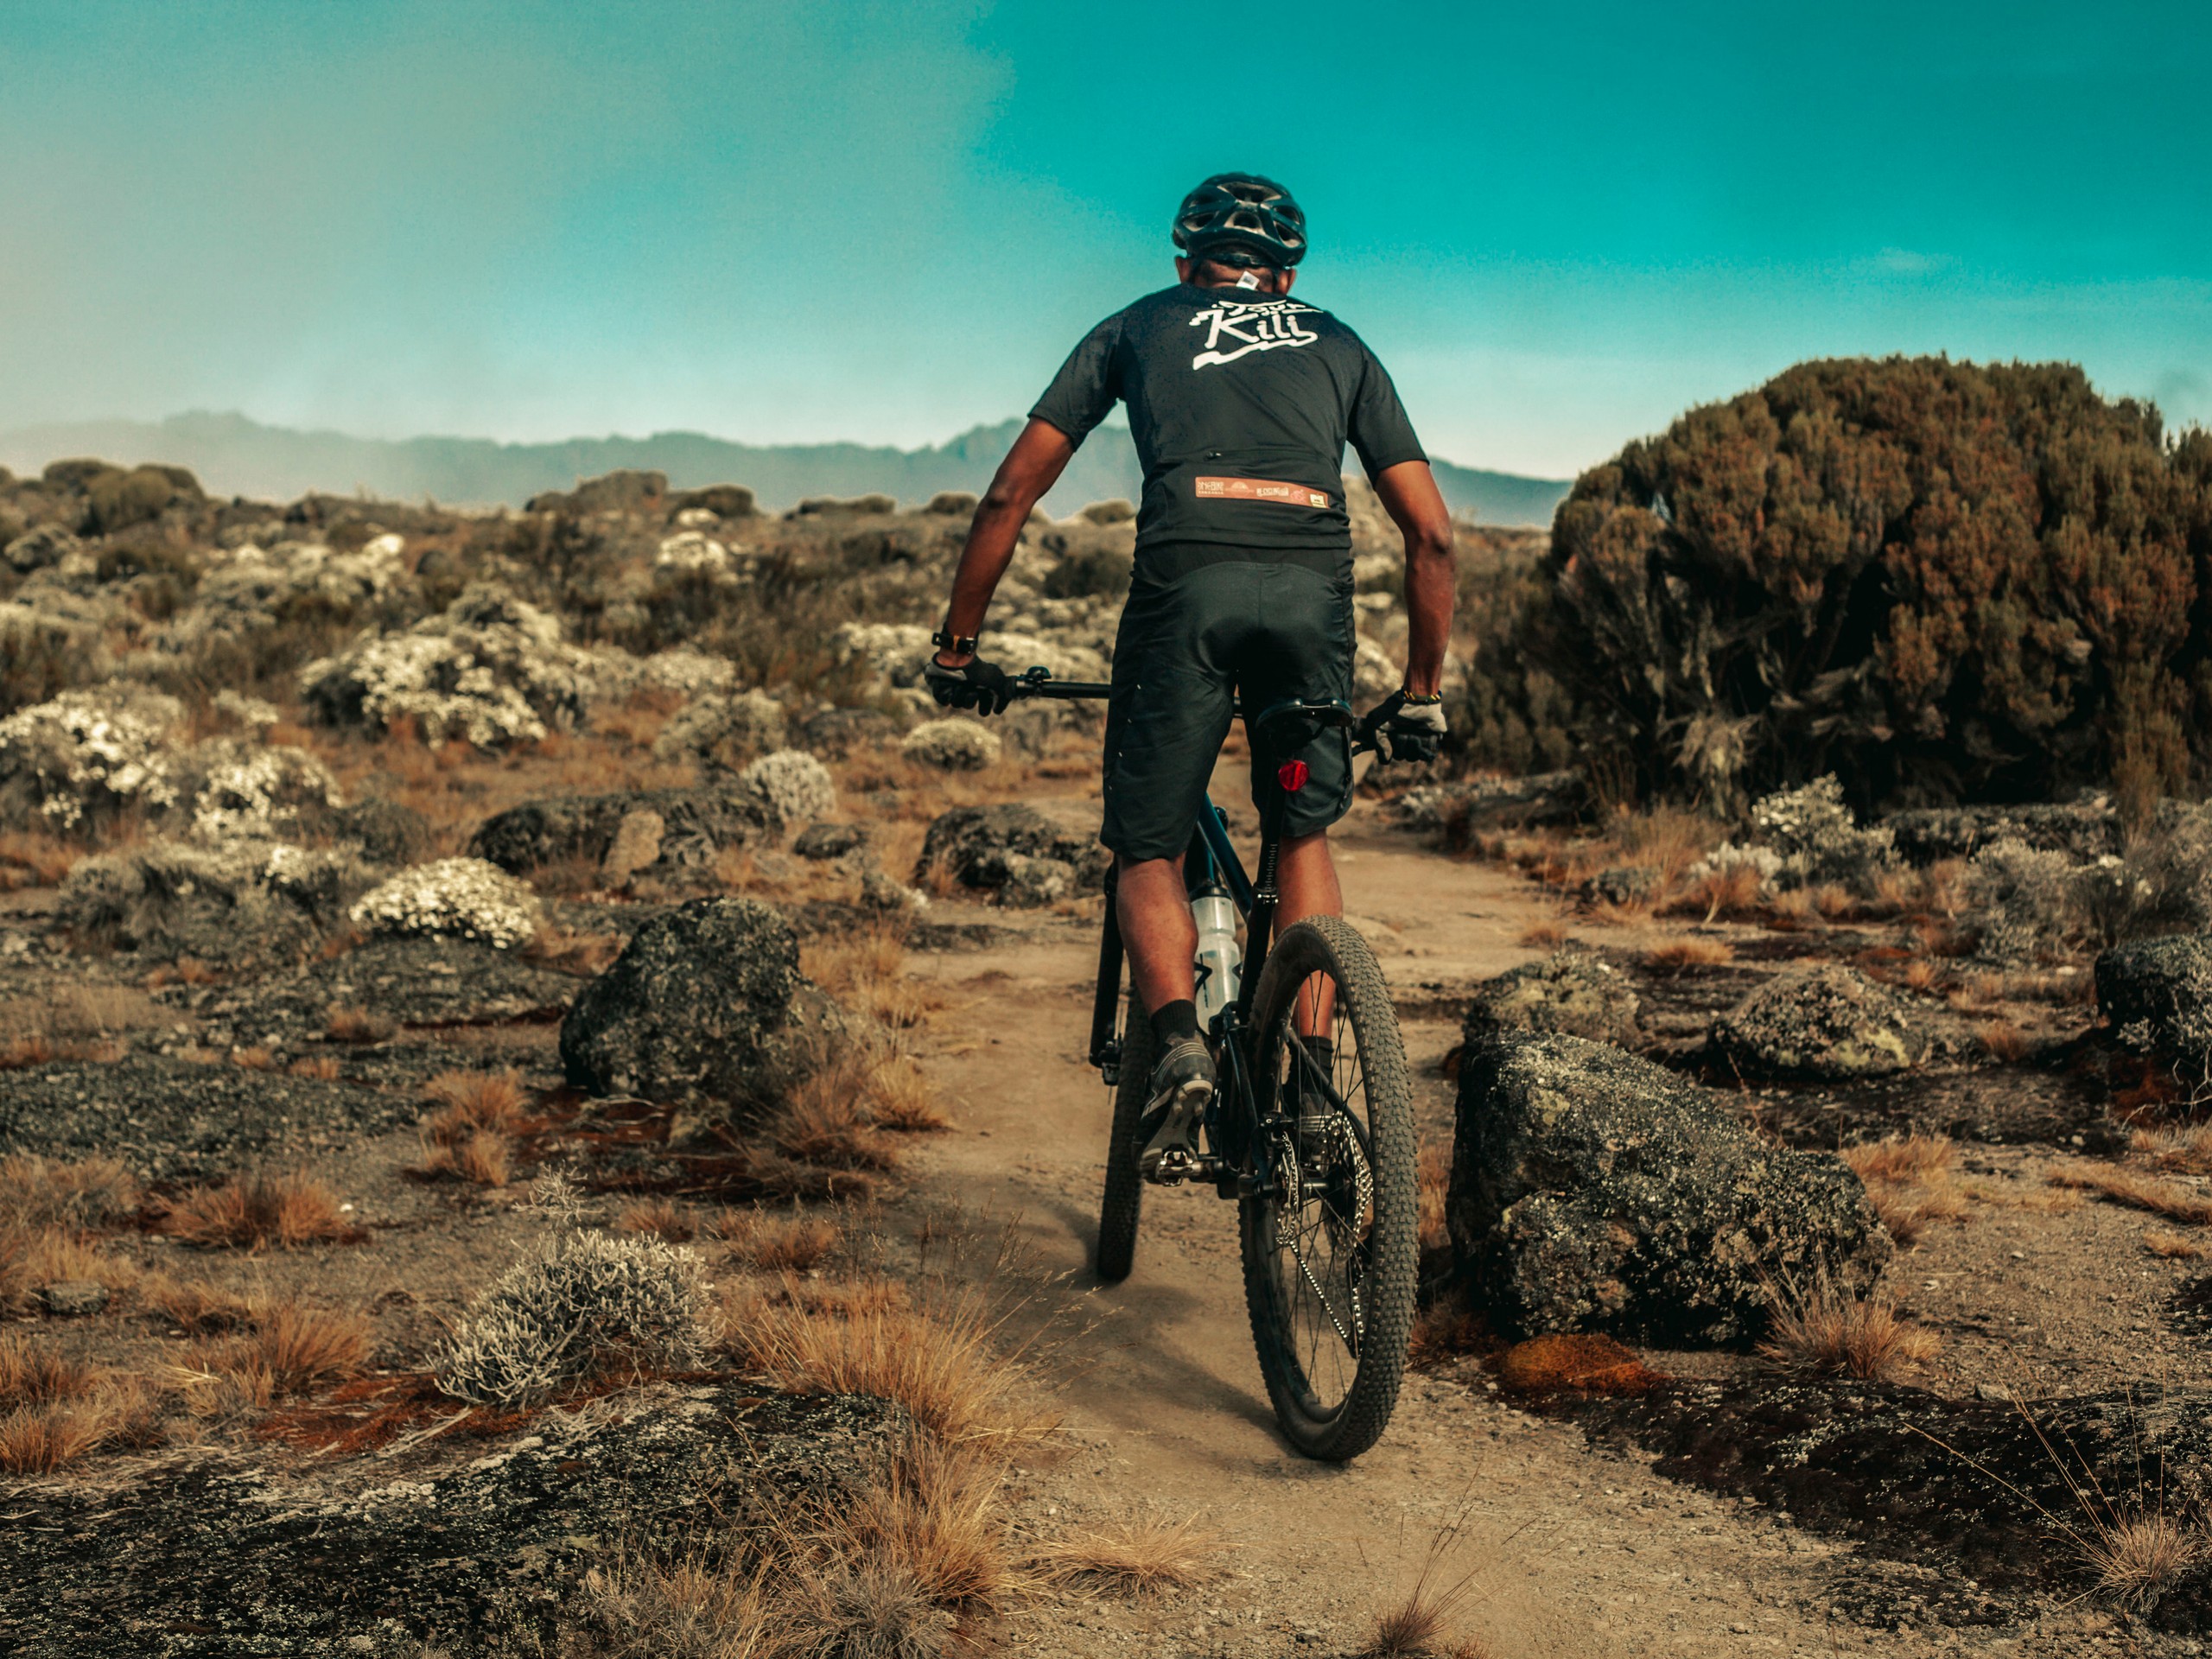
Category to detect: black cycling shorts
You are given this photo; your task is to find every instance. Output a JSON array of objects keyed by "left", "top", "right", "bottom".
[{"left": 1100, "top": 543, "right": 1355, "bottom": 863}]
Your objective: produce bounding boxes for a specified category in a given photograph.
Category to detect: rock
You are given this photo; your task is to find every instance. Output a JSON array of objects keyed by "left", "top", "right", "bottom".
[
  {"left": 735, "top": 747, "right": 836, "bottom": 829},
  {"left": 1710, "top": 963, "right": 1928, "bottom": 1081},
  {"left": 350, "top": 857, "right": 542, "bottom": 950},
  {"left": 902, "top": 718, "right": 1001, "bottom": 771},
  {"left": 469, "top": 786, "right": 771, "bottom": 878},
  {"left": 1586, "top": 866, "right": 1659, "bottom": 906},
  {"left": 60, "top": 839, "right": 372, "bottom": 967},
  {"left": 6, "top": 1386, "right": 901, "bottom": 1657},
  {"left": 926, "top": 490, "right": 979, "bottom": 514},
  {"left": 794, "top": 822, "right": 868, "bottom": 861},
  {"left": 1447, "top": 1033, "right": 1891, "bottom": 1343},
  {"left": 527, "top": 468, "right": 667, "bottom": 515},
  {"left": 1885, "top": 799, "right": 2121, "bottom": 866},
  {"left": 671, "top": 483, "right": 757, "bottom": 518},
  {"left": 985, "top": 850, "right": 1075, "bottom": 907},
  {"left": 1079, "top": 498, "right": 1136, "bottom": 524},
  {"left": 0, "top": 1056, "right": 417, "bottom": 1181},
  {"left": 239, "top": 936, "right": 582, "bottom": 1038},
  {"left": 2096, "top": 934, "right": 2212, "bottom": 1066},
  {"left": 37, "top": 1281, "right": 108, "bottom": 1318},
  {"left": 601, "top": 808, "right": 666, "bottom": 887},
  {"left": 1462, "top": 950, "right": 1641, "bottom": 1048},
  {"left": 794, "top": 706, "right": 903, "bottom": 758},
  {"left": 1393, "top": 770, "right": 1587, "bottom": 834},
  {"left": 652, "top": 688, "right": 786, "bottom": 766},
  {"left": 856, "top": 861, "right": 925, "bottom": 912},
  {"left": 915, "top": 804, "right": 1099, "bottom": 896},
  {"left": 326, "top": 796, "right": 432, "bottom": 865},
  {"left": 560, "top": 897, "right": 803, "bottom": 1104}
]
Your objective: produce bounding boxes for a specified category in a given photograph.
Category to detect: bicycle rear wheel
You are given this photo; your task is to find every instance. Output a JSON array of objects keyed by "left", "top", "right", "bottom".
[
  {"left": 1095, "top": 993, "right": 1151, "bottom": 1283},
  {"left": 1238, "top": 915, "right": 1417, "bottom": 1460}
]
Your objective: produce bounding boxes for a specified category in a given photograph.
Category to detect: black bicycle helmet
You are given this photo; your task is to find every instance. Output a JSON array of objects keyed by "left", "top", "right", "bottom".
[{"left": 1173, "top": 173, "right": 1307, "bottom": 269}]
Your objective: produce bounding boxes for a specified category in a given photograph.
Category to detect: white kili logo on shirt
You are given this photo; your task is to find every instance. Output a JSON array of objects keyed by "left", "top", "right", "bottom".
[{"left": 1187, "top": 299, "right": 1322, "bottom": 369}]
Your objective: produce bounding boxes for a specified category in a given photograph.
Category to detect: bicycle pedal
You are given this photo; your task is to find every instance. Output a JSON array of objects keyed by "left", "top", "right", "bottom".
[{"left": 1142, "top": 1150, "right": 1220, "bottom": 1187}]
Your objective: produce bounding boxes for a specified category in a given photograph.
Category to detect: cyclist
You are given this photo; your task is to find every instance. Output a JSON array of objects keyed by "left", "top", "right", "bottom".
[{"left": 925, "top": 172, "right": 1455, "bottom": 1178}]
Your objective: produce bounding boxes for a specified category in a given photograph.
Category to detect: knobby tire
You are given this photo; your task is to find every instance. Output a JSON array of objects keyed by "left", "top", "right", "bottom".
[
  {"left": 1238, "top": 915, "right": 1417, "bottom": 1461},
  {"left": 1095, "top": 995, "right": 1151, "bottom": 1283}
]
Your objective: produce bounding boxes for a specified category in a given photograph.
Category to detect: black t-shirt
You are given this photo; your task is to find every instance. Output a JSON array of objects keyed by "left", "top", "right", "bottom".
[{"left": 1029, "top": 283, "right": 1426, "bottom": 552}]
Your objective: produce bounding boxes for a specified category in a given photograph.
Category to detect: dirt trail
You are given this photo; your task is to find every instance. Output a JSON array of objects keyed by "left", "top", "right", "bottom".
[{"left": 897, "top": 806, "right": 1994, "bottom": 1659}]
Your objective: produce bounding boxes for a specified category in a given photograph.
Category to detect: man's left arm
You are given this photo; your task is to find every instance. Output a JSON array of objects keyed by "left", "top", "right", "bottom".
[{"left": 1373, "top": 460, "right": 1454, "bottom": 698}]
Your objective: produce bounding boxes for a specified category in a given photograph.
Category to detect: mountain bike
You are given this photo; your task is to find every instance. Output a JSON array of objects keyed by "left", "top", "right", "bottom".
[{"left": 1001, "top": 666, "right": 1417, "bottom": 1462}]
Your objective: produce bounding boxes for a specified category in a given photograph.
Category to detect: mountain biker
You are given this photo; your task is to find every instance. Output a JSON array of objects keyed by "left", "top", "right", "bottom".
[{"left": 925, "top": 172, "right": 1455, "bottom": 1179}]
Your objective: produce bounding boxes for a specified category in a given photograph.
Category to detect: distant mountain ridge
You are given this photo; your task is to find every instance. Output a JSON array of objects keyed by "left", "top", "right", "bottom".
[{"left": 0, "top": 410, "right": 1572, "bottom": 526}]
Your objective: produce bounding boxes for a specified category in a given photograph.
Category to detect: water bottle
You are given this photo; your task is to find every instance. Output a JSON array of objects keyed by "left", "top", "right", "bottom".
[{"left": 1191, "top": 885, "right": 1243, "bottom": 1029}]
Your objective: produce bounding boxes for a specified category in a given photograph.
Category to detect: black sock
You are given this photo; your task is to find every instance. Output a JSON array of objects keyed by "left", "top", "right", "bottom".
[
  {"left": 1151, "top": 999, "right": 1199, "bottom": 1047},
  {"left": 1303, "top": 1037, "right": 1334, "bottom": 1077}
]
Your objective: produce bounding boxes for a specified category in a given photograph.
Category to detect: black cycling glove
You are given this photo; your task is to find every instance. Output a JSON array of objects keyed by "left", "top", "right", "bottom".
[
  {"left": 1357, "top": 690, "right": 1447, "bottom": 764},
  {"left": 924, "top": 654, "right": 1014, "bottom": 717}
]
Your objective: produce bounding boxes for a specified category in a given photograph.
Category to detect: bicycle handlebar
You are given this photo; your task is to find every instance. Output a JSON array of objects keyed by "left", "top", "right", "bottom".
[{"left": 996, "top": 665, "right": 1396, "bottom": 758}]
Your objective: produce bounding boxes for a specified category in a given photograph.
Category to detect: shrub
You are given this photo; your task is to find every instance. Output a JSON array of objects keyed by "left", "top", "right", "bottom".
[
  {"left": 1541, "top": 358, "right": 2212, "bottom": 811},
  {"left": 348, "top": 856, "right": 542, "bottom": 949},
  {"left": 434, "top": 1227, "right": 713, "bottom": 1406}
]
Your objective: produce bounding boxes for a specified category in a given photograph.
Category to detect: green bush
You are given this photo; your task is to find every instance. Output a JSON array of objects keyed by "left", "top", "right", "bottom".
[
  {"left": 1443, "top": 531, "right": 1581, "bottom": 776},
  {"left": 1541, "top": 357, "right": 2212, "bottom": 812}
]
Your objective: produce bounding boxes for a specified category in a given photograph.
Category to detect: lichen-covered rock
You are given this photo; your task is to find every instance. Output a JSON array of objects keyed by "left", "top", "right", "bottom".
[
  {"left": 651, "top": 687, "right": 785, "bottom": 766},
  {"left": 4, "top": 524, "right": 83, "bottom": 572},
  {"left": 1585, "top": 866, "right": 1660, "bottom": 906},
  {"left": 467, "top": 786, "right": 771, "bottom": 878},
  {"left": 325, "top": 796, "right": 432, "bottom": 865},
  {"left": 794, "top": 822, "right": 867, "bottom": 861},
  {"left": 1462, "top": 950, "right": 1641, "bottom": 1048},
  {"left": 298, "top": 583, "right": 603, "bottom": 747},
  {"left": 600, "top": 807, "right": 665, "bottom": 887},
  {"left": 795, "top": 705, "right": 903, "bottom": 758},
  {"left": 5, "top": 1385, "right": 901, "bottom": 1657},
  {"left": 902, "top": 718, "right": 1001, "bottom": 771},
  {"left": 830, "top": 620, "right": 933, "bottom": 688},
  {"left": 915, "top": 804, "right": 1098, "bottom": 896},
  {"left": 185, "top": 738, "right": 342, "bottom": 841},
  {"left": 1710, "top": 963, "right": 1927, "bottom": 1081},
  {"left": 736, "top": 747, "right": 835, "bottom": 828},
  {"left": 560, "top": 897, "right": 802, "bottom": 1104},
  {"left": 1447, "top": 1033, "right": 1892, "bottom": 1343},
  {"left": 60, "top": 838, "right": 370, "bottom": 965},
  {"left": 350, "top": 857, "right": 542, "bottom": 950},
  {"left": 0, "top": 682, "right": 186, "bottom": 831},
  {"left": 2096, "top": 934, "right": 2212, "bottom": 1071}
]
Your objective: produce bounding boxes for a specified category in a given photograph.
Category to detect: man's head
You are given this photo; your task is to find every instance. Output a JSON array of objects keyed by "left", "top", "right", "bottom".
[{"left": 1173, "top": 173, "right": 1305, "bottom": 294}]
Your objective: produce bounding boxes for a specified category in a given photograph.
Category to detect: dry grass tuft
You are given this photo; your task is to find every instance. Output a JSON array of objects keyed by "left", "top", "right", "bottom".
[
  {"left": 324, "top": 1005, "right": 395, "bottom": 1044},
  {"left": 1034, "top": 1512, "right": 1219, "bottom": 1596},
  {"left": 1417, "top": 1141, "right": 1451, "bottom": 1254},
  {"left": 841, "top": 1440, "right": 1019, "bottom": 1608},
  {"left": 716, "top": 1205, "right": 843, "bottom": 1272},
  {"left": 2081, "top": 1510, "right": 2209, "bottom": 1611},
  {"left": 775, "top": 1071, "right": 899, "bottom": 1171},
  {"left": 1668, "top": 862, "right": 1764, "bottom": 924},
  {"left": 2049, "top": 1163, "right": 2212, "bottom": 1226},
  {"left": 288, "top": 1055, "right": 341, "bottom": 1080},
  {"left": 572, "top": 1546, "right": 777, "bottom": 1657},
  {"left": 1842, "top": 1135, "right": 1970, "bottom": 1246},
  {"left": 0, "top": 1379, "right": 155, "bottom": 1474},
  {"left": 2145, "top": 1229, "right": 2209, "bottom": 1260},
  {"left": 1977, "top": 1020, "right": 2031, "bottom": 1063},
  {"left": 232, "top": 1046, "right": 277, "bottom": 1071},
  {"left": 413, "top": 1068, "right": 528, "bottom": 1187},
  {"left": 1760, "top": 1275, "right": 1938, "bottom": 1380},
  {"left": 1517, "top": 920, "right": 1573, "bottom": 950},
  {"left": 0, "top": 1153, "right": 138, "bottom": 1230},
  {"left": 175, "top": 1300, "right": 370, "bottom": 1409},
  {"left": 735, "top": 1279, "right": 1049, "bottom": 1446},
  {"left": 1644, "top": 938, "right": 1735, "bottom": 971},
  {"left": 156, "top": 1171, "right": 358, "bottom": 1249},
  {"left": 1357, "top": 1502, "right": 1493, "bottom": 1659},
  {"left": 416, "top": 1127, "right": 513, "bottom": 1187},
  {"left": 1900, "top": 957, "right": 1942, "bottom": 993},
  {"left": 618, "top": 1198, "right": 697, "bottom": 1243},
  {"left": 425, "top": 1067, "right": 529, "bottom": 1129},
  {"left": 143, "top": 1274, "right": 258, "bottom": 1334},
  {"left": 0, "top": 1333, "right": 99, "bottom": 1408},
  {"left": 863, "top": 1056, "right": 950, "bottom": 1133},
  {"left": 2133, "top": 1123, "right": 2212, "bottom": 1175}
]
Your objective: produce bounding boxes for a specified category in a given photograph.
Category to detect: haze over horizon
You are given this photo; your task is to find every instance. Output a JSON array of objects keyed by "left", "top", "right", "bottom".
[{"left": 2, "top": 1, "right": 2206, "bottom": 482}]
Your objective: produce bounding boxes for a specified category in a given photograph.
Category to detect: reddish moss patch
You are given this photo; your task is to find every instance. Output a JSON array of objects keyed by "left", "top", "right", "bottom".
[{"left": 1493, "top": 1333, "right": 1660, "bottom": 1397}]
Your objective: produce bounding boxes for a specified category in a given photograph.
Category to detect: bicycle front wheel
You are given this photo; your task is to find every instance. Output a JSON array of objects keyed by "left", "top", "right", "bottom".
[{"left": 1239, "top": 915, "right": 1417, "bottom": 1460}]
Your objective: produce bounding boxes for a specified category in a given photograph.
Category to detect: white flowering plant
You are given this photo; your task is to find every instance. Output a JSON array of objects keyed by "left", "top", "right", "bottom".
[
  {"left": 0, "top": 683, "right": 187, "bottom": 830},
  {"left": 349, "top": 856, "right": 543, "bottom": 950}
]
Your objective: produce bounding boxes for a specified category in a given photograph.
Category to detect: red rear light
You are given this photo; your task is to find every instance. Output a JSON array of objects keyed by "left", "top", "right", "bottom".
[{"left": 1276, "top": 760, "right": 1310, "bottom": 793}]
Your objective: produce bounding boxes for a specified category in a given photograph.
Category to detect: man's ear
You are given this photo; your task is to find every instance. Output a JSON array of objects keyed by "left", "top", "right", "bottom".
[
  {"left": 1174, "top": 256, "right": 1192, "bottom": 283},
  {"left": 1279, "top": 269, "right": 1297, "bottom": 296}
]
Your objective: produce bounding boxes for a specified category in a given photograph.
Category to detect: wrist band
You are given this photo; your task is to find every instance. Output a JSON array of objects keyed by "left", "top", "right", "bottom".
[
  {"left": 1400, "top": 689, "right": 1443, "bottom": 704},
  {"left": 931, "top": 627, "right": 979, "bottom": 656}
]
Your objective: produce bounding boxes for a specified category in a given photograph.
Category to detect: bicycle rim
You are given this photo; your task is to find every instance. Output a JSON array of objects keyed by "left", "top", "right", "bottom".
[{"left": 1239, "top": 915, "right": 1417, "bottom": 1460}]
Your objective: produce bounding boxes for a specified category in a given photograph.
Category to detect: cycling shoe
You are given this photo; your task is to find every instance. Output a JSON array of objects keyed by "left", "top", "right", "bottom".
[{"left": 1137, "top": 1037, "right": 1215, "bottom": 1184}]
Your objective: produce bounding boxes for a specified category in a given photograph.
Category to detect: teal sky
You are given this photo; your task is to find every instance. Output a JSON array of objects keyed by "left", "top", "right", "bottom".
[{"left": 1, "top": 0, "right": 2205, "bottom": 478}]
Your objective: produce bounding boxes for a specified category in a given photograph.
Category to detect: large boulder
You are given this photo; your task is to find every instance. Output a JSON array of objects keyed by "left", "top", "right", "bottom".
[
  {"left": 468, "top": 786, "right": 771, "bottom": 879},
  {"left": 2096, "top": 934, "right": 2212, "bottom": 1068},
  {"left": 1710, "top": 963, "right": 1928, "bottom": 1081},
  {"left": 560, "top": 897, "right": 802, "bottom": 1104},
  {"left": 915, "top": 803, "right": 1100, "bottom": 906},
  {"left": 1448, "top": 1033, "right": 1892, "bottom": 1343},
  {"left": 1462, "top": 950, "right": 1640, "bottom": 1048}
]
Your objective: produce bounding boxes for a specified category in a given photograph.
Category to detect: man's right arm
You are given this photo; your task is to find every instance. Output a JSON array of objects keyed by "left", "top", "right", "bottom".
[{"left": 935, "top": 416, "right": 1077, "bottom": 665}]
